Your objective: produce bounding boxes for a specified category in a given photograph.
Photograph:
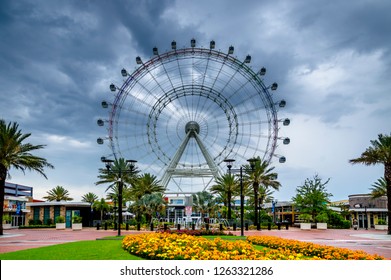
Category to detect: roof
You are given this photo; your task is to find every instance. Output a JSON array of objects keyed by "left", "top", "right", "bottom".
[{"left": 26, "top": 201, "right": 91, "bottom": 207}]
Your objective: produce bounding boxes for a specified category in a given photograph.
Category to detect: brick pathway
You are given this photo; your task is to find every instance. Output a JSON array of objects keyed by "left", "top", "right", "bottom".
[{"left": 1, "top": 227, "right": 391, "bottom": 259}]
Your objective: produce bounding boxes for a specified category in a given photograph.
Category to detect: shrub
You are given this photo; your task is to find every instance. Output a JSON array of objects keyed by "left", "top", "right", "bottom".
[
  {"left": 315, "top": 212, "right": 328, "bottom": 223},
  {"left": 72, "top": 216, "right": 82, "bottom": 223},
  {"left": 377, "top": 219, "right": 387, "bottom": 225},
  {"left": 55, "top": 216, "right": 65, "bottom": 223},
  {"left": 29, "top": 219, "right": 43, "bottom": 225},
  {"left": 298, "top": 213, "right": 312, "bottom": 223},
  {"left": 2, "top": 215, "right": 12, "bottom": 224}
]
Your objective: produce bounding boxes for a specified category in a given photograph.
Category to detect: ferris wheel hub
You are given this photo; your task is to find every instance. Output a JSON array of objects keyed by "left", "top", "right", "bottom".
[{"left": 185, "top": 121, "right": 200, "bottom": 135}]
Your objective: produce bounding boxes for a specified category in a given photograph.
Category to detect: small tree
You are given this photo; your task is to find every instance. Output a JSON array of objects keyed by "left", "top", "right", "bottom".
[
  {"left": 43, "top": 186, "right": 73, "bottom": 201},
  {"left": 292, "top": 174, "right": 332, "bottom": 221}
]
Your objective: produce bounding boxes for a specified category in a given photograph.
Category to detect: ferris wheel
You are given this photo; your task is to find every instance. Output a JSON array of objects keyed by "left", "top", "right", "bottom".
[{"left": 97, "top": 39, "right": 290, "bottom": 194}]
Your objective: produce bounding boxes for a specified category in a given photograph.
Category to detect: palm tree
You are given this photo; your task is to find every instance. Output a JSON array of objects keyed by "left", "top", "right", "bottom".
[
  {"left": 370, "top": 177, "right": 387, "bottom": 198},
  {"left": 81, "top": 192, "right": 98, "bottom": 204},
  {"left": 93, "top": 198, "right": 110, "bottom": 224},
  {"left": 192, "top": 191, "right": 217, "bottom": 221},
  {"left": 43, "top": 185, "right": 73, "bottom": 201},
  {"left": 82, "top": 192, "right": 98, "bottom": 226},
  {"left": 129, "top": 173, "right": 165, "bottom": 200},
  {"left": 350, "top": 133, "right": 391, "bottom": 234},
  {"left": 210, "top": 173, "right": 239, "bottom": 220},
  {"left": 131, "top": 193, "right": 167, "bottom": 224},
  {"left": 0, "top": 120, "right": 54, "bottom": 235},
  {"left": 244, "top": 158, "right": 280, "bottom": 228},
  {"left": 96, "top": 158, "right": 139, "bottom": 193}
]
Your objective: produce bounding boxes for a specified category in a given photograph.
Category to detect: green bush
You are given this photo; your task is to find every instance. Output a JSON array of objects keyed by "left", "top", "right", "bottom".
[
  {"left": 377, "top": 219, "right": 387, "bottom": 225},
  {"left": 29, "top": 219, "right": 43, "bottom": 225},
  {"left": 2, "top": 215, "right": 12, "bottom": 224},
  {"left": 315, "top": 212, "right": 328, "bottom": 223},
  {"left": 72, "top": 216, "right": 82, "bottom": 223},
  {"left": 298, "top": 213, "right": 312, "bottom": 223},
  {"left": 55, "top": 216, "right": 65, "bottom": 223}
]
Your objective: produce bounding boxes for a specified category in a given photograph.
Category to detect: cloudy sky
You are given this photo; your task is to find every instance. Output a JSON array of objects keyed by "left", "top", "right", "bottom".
[{"left": 1, "top": 0, "right": 390, "bottom": 202}]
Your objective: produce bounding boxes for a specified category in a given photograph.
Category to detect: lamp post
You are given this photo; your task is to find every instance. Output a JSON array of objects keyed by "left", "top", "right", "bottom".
[
  {"left": 224, "top": 158, "right": 258, "bottom": 236},
  {"left": 102, "top": 158, "right": 137, "bottom": 236},
  {"left": 272, "top": 199, "right": 278, "bottom": 223}
]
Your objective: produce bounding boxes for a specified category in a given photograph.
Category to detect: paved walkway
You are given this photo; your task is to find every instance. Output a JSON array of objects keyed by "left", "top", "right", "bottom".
[{"left": 1, "top": 227, "right": 391, "bottom": 259}]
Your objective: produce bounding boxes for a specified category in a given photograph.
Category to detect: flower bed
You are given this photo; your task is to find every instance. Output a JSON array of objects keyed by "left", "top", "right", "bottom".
[
  {"left": 122, "top": 232, "right": 305, "bottom": 260},
  {"left": 246, "top": 236, "right": 384, "bottom": 260},
  {"left": 122, "top": 232, "right": 384, "bottom": 260}
]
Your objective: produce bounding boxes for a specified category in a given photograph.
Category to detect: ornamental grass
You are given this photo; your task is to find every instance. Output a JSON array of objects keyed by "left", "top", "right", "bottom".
[{"left": 246, "top": 236, "right": 384, "bottom": 260}]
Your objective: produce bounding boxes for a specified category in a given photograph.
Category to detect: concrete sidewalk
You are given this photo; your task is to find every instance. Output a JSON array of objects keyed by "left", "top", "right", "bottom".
[{"left": 1, "top": 227, "right": 391, "bottom": 259}]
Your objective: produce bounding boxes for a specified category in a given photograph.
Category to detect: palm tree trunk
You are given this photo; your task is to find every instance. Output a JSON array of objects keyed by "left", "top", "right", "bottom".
[
  {"left": 227, "top": 191, "right": 232, "bottom": 220},
  {"left": 253, "top": 183, "right": 259, "bottom": 228},
  {"left": 385, "top": 164, "right": 391, "bottom": 235},
  {"left": 0, "top": 169, "right": 7, "bottom": 235}
]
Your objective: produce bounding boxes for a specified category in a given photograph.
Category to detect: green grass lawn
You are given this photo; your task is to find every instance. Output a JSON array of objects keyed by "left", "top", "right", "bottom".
[
  {"left": 0, "top": 235, "right": 255, "bottom": 260},
  {"left": 0, "top": 240, "right": 143, "bottom": 260}
]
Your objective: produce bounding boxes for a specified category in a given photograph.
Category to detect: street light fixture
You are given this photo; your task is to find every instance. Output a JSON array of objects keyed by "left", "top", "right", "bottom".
[
  {"left": 224, "top": 158, "right": 258, "bottom": 236},
  {"left": 101, "top": 158, "right": 137, "bottom": 236}
]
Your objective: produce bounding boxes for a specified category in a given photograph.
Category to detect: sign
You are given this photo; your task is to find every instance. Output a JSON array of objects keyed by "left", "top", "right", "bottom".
[{"left": 185, "top": 206, "right": 192, "bottom": 216}]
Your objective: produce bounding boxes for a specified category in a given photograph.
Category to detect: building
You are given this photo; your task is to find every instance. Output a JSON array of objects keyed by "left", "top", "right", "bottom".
[
  {"left": 348, "top": 194, "right": 388, "bottom": 229},
  {"left": 3, "top": 182, "right": 33, "bottom": 227},
  {"left": 26, "top": 201, "right": 92, "bottom": 228}
]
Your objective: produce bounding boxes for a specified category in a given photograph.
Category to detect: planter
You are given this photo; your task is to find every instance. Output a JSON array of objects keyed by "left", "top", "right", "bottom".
[
  {"left": 374, "top": 224, "right": 387, "bottom": 230},
  {"left": 300, "top": 223, "right": 311, "bottom": 230},
  {"left": 72, "top": 223, "right": 82, "bottom": 231},
  {"left": 3, "top": 224, "right": 12, "bottom": 230},
  {"left": 316, "top": 222, "right": 327, "bottom": 230},
  {"left": 56, "top": 223, "right": 66, "bottom": 230}
]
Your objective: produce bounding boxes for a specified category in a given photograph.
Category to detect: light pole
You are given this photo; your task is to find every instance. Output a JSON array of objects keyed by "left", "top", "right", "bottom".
[
  {"left": 102, "top": 158, "right": 137, "bottom": 236},
  {"left": 224, "top": 158, "right": 258, "bottom": 236},
  {"left": 272, "top": 199, "right": 278, "bottom": 223}
]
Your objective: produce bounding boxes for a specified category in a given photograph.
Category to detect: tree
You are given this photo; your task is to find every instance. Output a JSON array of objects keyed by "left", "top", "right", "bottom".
[
  {"left": 128, "top": 173, "right": 165, "bottom": 201},
  {"left": 350, "top": 133, "right": 391, "bottom": 234},
  {"left": 93, "top": 198, "right": 110, "bottom": 224},
  {"left": 96, "top": 158, "right": 139, "bottom": 194},
  {"left": 43, "top": 186, "right": 73, "bottom": 201},
  {"left": 0, "top": 120, "right": 53, "bottom": 235},
  {"left": 244, "top": 158, "right": 280, "bottom": 227},
  {"left": 369, "top": 177, "right": 387, "bottom": 199},
  {"left": 131, "top": 193, "right": 167, "bottom": 224},
  {"left": 292, "top": 174, "right": 332, "bottom": 220},
  {"left": 81, "top": 192, "right": 98, "bottom": 204},
  {"left": 82, "top": 192, "right": 98, "bottom": 226},
  {"left": 210, "top": 173, "right": 239, "bottom": 220},
  {"left": 192, "top": 191, "right": 217, "bottom": 220}
]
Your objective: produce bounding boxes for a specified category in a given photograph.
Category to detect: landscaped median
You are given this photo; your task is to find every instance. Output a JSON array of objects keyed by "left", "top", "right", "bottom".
[{"left": 122, "top": 232, "right": 384, "bottom": 260}]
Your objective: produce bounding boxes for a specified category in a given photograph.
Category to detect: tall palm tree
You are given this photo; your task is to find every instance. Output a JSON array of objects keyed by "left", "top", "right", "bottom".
[
  {"left": 370, "top": 177, "right": 387, "bottom": 198},
  {"left": 210, "top": 173, "right": 239, "bottom": 220},
  {"left": 96, "top": 158, "right": 139, "bottom": 193},
  {"left": 129, "top": 173, "right": 165, "bottom": 201},
  {"left": 131, "top": 193, "right": 167, "bottom": 224},
  {"left": 43, "top": 185, "right": 73, "bottom": 201},
  {"left": 244, "top": 158, "right": 280, "bottom": 227},
  {"left": 350, "top": 133, "right": 391, "bottom": 234},
  {"left": 81, "top": 192, "right": 98, "bottom": 204},
  {"left": 93, "top": 198, "right": 110, "bottom": 224},
  {"left": 192, "top": 191, "right": 217, "bottom": 220},
  {"left": 0, "top": 120, "right": 53, "bottom": 235},
  {"left": 82, "top": 192, "right": 98, "bottom": 226}
]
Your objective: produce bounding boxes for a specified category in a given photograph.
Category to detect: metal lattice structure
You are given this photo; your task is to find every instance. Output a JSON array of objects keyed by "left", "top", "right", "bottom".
[{"left": 98, "top": 39, "right": 289, "bottom": 194}]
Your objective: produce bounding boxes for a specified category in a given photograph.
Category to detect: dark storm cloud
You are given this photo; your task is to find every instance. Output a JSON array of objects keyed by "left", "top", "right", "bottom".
[{"left": 1, "top": 0, "right": 390, "bottom": 200}]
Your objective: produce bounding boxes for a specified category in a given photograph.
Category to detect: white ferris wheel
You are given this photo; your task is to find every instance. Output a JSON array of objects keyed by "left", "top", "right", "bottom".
[{"left": 97, "top": 39, "right": 290, "bottom": 195}]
